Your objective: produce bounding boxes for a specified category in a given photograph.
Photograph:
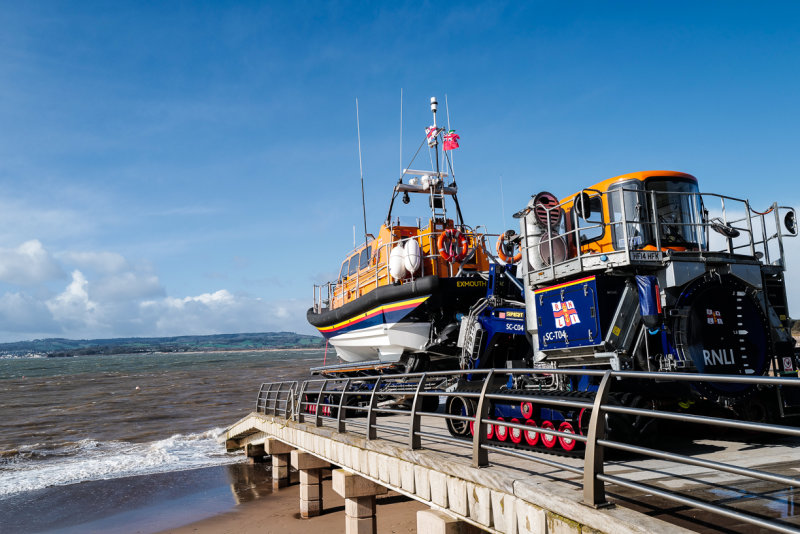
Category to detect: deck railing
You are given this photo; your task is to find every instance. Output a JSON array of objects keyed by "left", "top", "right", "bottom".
[
  {"left": 256, "top": 368, "right": 800, "bottom": 533},
  {"left": 312, "top": 228, "right": 497, "bottom": 314},
  {"left": 524, "top": 188, "right": 796, "bottom": 285}
]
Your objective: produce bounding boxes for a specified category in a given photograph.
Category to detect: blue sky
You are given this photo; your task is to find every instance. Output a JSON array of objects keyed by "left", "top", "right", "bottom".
[{"left": 0, "top": 2, "right": 799, "bottom": 342}]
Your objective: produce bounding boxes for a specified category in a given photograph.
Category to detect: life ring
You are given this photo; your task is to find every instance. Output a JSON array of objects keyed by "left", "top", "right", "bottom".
[
  {"left": 496, "top": 232, "right": 522, "bottom": 264},
  {"left": 437, "top": 229, "right": 469, "bottom": 263}
]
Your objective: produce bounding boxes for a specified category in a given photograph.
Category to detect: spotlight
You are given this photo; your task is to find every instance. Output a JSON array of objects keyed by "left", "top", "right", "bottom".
[
  {"left": 402, "top": 192, "right": 410, "bottom": 204},
  {"left": 785, "top": 210, "right": 797, "bottom": 235}
]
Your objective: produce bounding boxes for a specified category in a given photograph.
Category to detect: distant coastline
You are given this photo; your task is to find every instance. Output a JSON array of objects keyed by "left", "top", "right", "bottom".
[{"left": 0, "top": 332, "right": 324, "bottom": 358}]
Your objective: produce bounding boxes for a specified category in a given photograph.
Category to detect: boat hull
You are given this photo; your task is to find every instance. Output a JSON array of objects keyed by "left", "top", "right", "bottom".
[
  {"left": 324, "top": 321, "right": 431, "bottom": 363},
  {"left": 307, "top": 275, "right": 488, "bottom": 363}
]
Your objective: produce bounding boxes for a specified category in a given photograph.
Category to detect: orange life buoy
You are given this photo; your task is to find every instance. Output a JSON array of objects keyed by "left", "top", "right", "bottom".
[
  {"left": 437, "top": 229, "right": 469, "bottom": 263},
  {"left": 496, "top": 233, "right": 522, "bottom": 264}
]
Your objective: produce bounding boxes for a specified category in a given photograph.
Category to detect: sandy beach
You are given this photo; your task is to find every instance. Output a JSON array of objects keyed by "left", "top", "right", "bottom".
[{"left": 158, "top": 474, "right": 427, "bottom": 534}]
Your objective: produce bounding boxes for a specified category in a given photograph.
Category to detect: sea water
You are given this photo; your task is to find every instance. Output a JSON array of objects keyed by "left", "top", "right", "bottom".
[{"left": 0, "top": 349, "right": 323, "bottom": 532}]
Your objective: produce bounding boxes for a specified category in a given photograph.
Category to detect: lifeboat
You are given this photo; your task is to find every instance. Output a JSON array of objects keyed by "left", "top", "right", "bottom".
[{"left": 307, "top": 97, "right": 491, "bottom": 373}]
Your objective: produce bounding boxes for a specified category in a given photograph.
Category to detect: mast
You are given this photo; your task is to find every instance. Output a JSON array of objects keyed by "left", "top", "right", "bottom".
[{"left": 431, "top": 97, "right": 440, "bottom": 177}]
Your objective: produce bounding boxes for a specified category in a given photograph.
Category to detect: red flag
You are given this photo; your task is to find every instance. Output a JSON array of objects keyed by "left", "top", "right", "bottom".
[{"left": 443, "top": 131, "right": 460, "bottom": 151}]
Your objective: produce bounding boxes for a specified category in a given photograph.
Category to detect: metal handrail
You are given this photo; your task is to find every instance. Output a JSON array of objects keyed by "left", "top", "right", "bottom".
[
  {"left": 520, "top": 187, "right": 794, "bottom": 285},
  {"left": 312, "top": 228, "right": 501, "bottom": 313},
  {"left": 255, "top": 366, "right": 800, "bottom": 532}
]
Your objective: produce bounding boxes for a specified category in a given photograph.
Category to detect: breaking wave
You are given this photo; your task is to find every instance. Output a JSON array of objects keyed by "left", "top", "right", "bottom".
[{"left": 0, "top": 428, "right": 243, "bottom": 497}]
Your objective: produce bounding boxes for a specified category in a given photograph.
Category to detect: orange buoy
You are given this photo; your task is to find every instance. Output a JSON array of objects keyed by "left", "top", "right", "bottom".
[
  {"left": 496, "top": 233, "right": 522, "bottom": 264},
  {"left": 437, "top": 229, "right": 469, "bottom": 262}
]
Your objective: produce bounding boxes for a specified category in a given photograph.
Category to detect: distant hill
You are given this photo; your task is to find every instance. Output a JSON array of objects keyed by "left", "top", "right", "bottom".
[{"left": 0, "top": 332, "right": 324, "bottom": 357}]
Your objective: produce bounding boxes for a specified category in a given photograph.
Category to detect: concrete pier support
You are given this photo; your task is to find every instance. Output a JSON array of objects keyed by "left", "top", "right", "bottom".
[
  {"left": 265, "top": 438, "right": 295, "bottom": 489},
  {"left": 417, "top": 509, "right": 483, "bottom": 534},
  {"left": 245, "top": 442, "right": 266, "bottom": 463},
  {"left": 291, "top": 450, "right": 331, "bottom": 518},
  {"left": 332, "top": 469, "right": 387, "bottom": 534}
]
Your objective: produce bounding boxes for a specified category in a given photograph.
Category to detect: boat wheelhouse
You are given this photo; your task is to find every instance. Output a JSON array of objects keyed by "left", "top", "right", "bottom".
[{"left": 308, "top": 98, "right": 492, "bottom": 372}]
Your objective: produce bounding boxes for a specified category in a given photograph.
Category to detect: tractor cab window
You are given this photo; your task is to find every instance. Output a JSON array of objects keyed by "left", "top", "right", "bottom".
[
  {"left": 608, "top": 181, "right": 650, "bottom": 250},
  {"left": 646, "top": 178, "right": 705, "bottom": 249},
  {"left": 572, "top": 195, "right": 604, "bottom": 243},
  {"left": 609, "top": 178, "right": 705, "bottom": 251}
]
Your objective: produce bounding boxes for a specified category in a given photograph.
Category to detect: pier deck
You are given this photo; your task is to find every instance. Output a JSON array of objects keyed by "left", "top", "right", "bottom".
[{"left": 223, "top": 410, "right": 800, "bottom": 533}]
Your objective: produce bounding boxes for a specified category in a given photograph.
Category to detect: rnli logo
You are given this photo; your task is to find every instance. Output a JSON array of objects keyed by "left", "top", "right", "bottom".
[
  {"left": 457, "top": 281, "right": 487, "bottom": 288},
  {"left": 552, "top": 301, "right": 580, "bottom": 329},
  {"left": 703, "top": 349, "right": 735, "bottom": 366},
  {"left": 706, "top": 309, "right": 723, "bottom": 325}
]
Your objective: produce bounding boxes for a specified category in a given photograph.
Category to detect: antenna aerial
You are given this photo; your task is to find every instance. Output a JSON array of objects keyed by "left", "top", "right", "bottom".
[
  {"left": 356, "top": 98, "right": 368, "bottom": 245},
  {"left": 399, "top": 88, "right": 403, "bottom": 177}
]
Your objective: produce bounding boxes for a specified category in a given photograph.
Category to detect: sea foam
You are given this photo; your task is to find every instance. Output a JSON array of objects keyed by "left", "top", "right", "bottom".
[{"left": 0, "top": 428, "right": 242, "bottom": 497}]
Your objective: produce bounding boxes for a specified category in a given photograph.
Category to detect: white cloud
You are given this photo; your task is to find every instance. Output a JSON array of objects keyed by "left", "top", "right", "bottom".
[
  {"left": 0, "top": 240, "right": 63, "bottom": 285},
  {"left": 140, "top": 291, "right": 310, "bottom": 337},
  {"left": 46, "top": 270, "right": 100, "bottom": 331},
  {"left": 0, "top": 238, "right": 314, "bottom": 342}
]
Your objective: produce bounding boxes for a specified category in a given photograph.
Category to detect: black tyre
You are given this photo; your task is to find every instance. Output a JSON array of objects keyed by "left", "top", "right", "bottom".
[{"left": 446, "top": 396, "right": 474, "bottom": 437}]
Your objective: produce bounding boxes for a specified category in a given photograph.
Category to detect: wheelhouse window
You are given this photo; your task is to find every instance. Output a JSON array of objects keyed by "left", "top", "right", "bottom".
[
  {"left": 348, "top": 254, "right": 359, "bottom": 276},
  {"left": 359, "top": 246, "right": 372, "bottom": 269},
  {"left": 339, "top": 258, "right": 350, "bottom": 280}
]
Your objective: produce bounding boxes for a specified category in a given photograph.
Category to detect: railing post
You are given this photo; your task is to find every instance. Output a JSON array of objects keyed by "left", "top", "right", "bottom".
[
  {"left": 583, "top": 370, "right": 613, "bottom": 507},
  {"left": 264, "top": 383, "right": 275, "bottom": 415},
  {"left": 366, "top": 376, "right": 382, "bottom": 440},
  {"left": 760, "top": 212, "right": 771, "bottom": 264},
  {"left": 337, "top": 378, "right": 352, "bottom": 433},
  {"left": 273, "top": 383, "right": 284, "bottom": 415},
  {"left": 255, "top": 383, "right": 265, "bottom": 413},
  {"left": 472, "top": 370, "right": 495, "bottom": 468},
  {"left": 744, "top": 200, "right": 756, "bottom": 257},
  {"left": 772, "top": 203, "right": 785, "bottom": 268},
  {"left": 315, "top": 380, "right": 328, "bottom": 427},
  {"left": 284, "top": 382, "right": 296, "bottom": 419},
  {"left": 408, "top": 373, "right": 428, "bottom": 450},
  {"left": 297, "top": 381, "right": 309, "bottom": 423}
]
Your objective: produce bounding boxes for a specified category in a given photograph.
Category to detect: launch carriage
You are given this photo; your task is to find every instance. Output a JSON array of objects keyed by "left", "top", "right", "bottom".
[{"left": 448, "top": 170, "right": 799, "bottom": 451}]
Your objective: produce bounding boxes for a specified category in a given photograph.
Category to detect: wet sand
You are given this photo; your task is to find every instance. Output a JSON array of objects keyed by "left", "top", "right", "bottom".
[
  {"left": 159, "top": 475, "right": 427, "bottom": 534},
  {"left": 0, "top": 461, "right": 425, "bottom": 534}
]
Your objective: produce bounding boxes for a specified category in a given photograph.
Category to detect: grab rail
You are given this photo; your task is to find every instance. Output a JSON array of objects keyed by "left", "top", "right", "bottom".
[
  {"left": 255, "top": 368, "right": 800, "bottom": 533},
  {"left": 312, "top": 228, "right": 497, "bottom": 313},
  {"left": 521, "top": 187, "right": 795, "bottom": 285}
]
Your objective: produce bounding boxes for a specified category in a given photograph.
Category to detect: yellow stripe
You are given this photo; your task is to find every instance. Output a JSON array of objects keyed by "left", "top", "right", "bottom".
[
  {"left": 534, "top": 275, "right": 596, "bottom": 294},
  {"left": 319, "top": 295, "right": 430, "bottom": 332}
]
